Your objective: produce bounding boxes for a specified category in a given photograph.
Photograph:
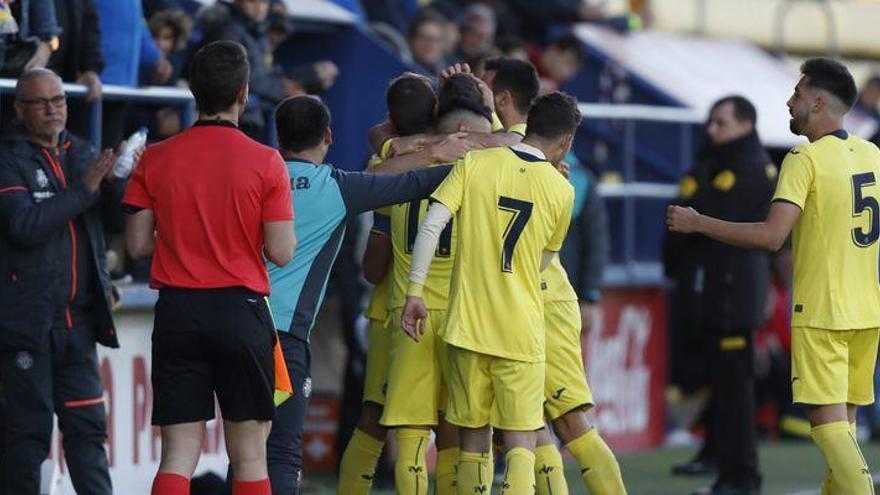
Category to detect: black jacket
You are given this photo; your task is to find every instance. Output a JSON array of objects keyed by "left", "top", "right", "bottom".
[
  {"left": 195, "top": 2, "right": 285, "bottom": 104},
  {"left": 0, "top": 124, "right": 120, "bottom": 352},
  {"left": 664, "top": 132, "right": 775, "bottom": 332},
  {"left": 49, "top": 0, "right": 104, "bottom": 81}
]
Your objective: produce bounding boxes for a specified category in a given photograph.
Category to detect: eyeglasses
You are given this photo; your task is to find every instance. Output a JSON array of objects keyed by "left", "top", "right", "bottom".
[{"left": 16, "top": 95, "right": 67, "bottom": 108}]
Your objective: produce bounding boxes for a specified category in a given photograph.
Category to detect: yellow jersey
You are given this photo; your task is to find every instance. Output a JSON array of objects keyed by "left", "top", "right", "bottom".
[
  {"left": 389, "top": 163, "right": 457, "bottom": 310},
  {"left": 542, "top": 255, "right": 578, "bottom": 303},
  {"left": 430, "top": 144, "right": 575, "bottom": 362},
  {"left": 365, "top": 155, "right": 391, "bottom": 321},
  {"left": 773, "top": 130, "right": 880, "bottom": 330}
]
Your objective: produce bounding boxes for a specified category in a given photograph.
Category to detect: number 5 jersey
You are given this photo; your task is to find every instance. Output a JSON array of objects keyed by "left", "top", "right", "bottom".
[{"left": 772, "top": 130, "right": 880, "bottom": 329}]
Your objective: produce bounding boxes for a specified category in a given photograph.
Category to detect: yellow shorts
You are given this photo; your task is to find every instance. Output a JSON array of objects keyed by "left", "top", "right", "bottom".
[
  {"left": 362, "top": 317, "right": 391, "bottom": 406},
  {"left": 381, "top": 308, "right": 449, "bottom": 426},
  {"left": 544, "top": 300, "right": 594, "bottom": 420},
  {"left": 791, "top": 326, "right": 879, "bottom": 406},
  {"left": 446, "top": 345, "right": 544, "bottom": 431}
]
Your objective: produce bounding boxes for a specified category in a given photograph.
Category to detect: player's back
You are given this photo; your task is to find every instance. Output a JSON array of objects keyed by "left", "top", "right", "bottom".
[
  {"left": 776, "top": 131, "right": 880, "bottom": 329},
  {"left": 435, "top": 144, "right": 574, "bottom": 362}
]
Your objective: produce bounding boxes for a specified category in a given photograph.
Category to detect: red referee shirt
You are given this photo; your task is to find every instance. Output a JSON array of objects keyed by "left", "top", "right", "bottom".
[{"left": 123, "top": 121, "right": 293, "bottom": 295}]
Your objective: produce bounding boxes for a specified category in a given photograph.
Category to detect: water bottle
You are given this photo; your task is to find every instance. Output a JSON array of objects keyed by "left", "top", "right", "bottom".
[{"left": 113, "top": 127, "right": 148, "bottom": 179}]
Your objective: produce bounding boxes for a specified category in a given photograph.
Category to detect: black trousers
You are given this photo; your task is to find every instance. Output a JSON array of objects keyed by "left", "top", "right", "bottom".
[
  {"left": 706, "top": 328, "right": 761, "bottom": 490},
  {"left": 267, "top": 332, "right": 311, "bottom": 494},
  {"left": 0, "top": 310, "right": 111, "bottom": 495}
]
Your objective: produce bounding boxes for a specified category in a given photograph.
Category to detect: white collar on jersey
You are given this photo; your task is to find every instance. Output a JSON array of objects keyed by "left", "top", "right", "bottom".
[{"left": 510, "top": 142, "right": 546, "bottom": 161}]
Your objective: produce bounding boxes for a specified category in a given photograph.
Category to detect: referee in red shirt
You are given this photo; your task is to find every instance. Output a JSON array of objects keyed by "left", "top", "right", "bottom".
[{"left": 123, "top": 41, "right": 296, "bottom": 495}]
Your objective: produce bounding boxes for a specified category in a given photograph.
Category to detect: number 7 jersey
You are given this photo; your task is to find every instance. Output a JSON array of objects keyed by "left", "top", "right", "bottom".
[
  {"left": 772, "top": 131, "right": 880, "bottom": 329},
  {"left": 430, "top": 144, "right": 575, "bottom": 362}
]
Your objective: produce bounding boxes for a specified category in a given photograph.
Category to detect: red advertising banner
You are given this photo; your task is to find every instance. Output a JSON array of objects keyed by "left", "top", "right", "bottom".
[{"left": 584, "top": 287, "right": 667, "bottom": 452}]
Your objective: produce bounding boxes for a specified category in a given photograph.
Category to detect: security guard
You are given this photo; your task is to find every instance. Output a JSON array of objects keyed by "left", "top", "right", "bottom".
[{"left": 667, "top": 95, "right": 775, "bottom": 495}]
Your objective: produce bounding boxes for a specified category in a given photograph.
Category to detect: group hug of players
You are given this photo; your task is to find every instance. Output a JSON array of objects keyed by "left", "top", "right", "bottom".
[
  {"left": 335, "top": 58, "right": 627, "bottom": 495},
  {"left": 336, "top": 55, "right": 880, "bottom": 495}
]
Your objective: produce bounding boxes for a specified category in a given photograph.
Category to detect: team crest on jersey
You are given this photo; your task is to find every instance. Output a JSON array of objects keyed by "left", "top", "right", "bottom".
[
  {"left": 15, "top": 351, "right": 33, "bottom": 370},
  {"left": 35, "top": 169, "right": 49, "bottom": 188}
]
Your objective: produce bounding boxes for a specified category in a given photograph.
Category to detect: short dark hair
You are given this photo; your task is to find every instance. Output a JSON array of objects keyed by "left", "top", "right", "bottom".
[
  {"left": 526, "top": 92, "right": 582, "bottom": 140},
  {"left": 275, "top": 95, "right": 330, "bottom": 153},
  {"left": 710, "top": 95, "right": 757, "bottom": 126},
  {"left": 437, "top": 73, "right": 492, "bottom": 123},
  {"left": 484, "top": 57, "right": 538, "bottom": 115},
  {"left": 548, "top": 34, "right": 586, "bottom": 65},
  {"left": 801, "top": 58, "right": 857, "bottom": 110},
  {"left": 387, "top": 74, "right": 436, "bottom": 136},
  {"left": 189, "top": 41, "right": 249, "bottom": 115}
]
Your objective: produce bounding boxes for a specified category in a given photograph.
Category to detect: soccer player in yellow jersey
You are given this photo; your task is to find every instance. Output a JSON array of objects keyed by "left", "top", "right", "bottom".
[
  {"left": 402, "top": 92, "right": 580, "bottom": 495},
  {"left": 669, "top": 58, "right": 880, "bottom": 494},
  {"left": 485, "top": 57, "right": 626, "bottom": 495},
  {"left": 339, "top": 74, "right": 437, "bottom": 495},
  {"left": 381, "top": 102, "right": 493, "bottom": 495}
]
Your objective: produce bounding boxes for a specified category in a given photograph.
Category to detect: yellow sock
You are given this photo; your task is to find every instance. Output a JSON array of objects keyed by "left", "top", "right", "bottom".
[
  {"left": 501, "top": 447, "right": 536, "bottom": 495},
  {"left": 338, "top": 428, "right": 384, "bottom": 495},
  {"left": 565, "top": 429, "right": 627, "bottom": 494},
  {"left": 535, "top": 444, "right": 569, "bottom": 495},
  {"left": 395, "top": 428, "right": 430, "bottom": 495},
  {"left": 457, "top": 451, "right": 491, "bottom": 495},
  {"left": 821, "top": 421, "right": 858, "bottom": 495},
  {"left": 812, "top": 421, "right": 873, "bottom": 495},
  {"left": 436, "top": 447, "right": 459, "bottom": 495}
]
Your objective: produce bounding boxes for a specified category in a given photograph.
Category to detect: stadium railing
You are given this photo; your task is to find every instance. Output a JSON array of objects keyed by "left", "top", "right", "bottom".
[
  {"left": 0, "top": 79, "right": 698, "bottom": 295},
  {"left": 0, "top": 79, "right": 196, "bottom": 149},
  {"left": 580, "top": 103, "right": 703, "bottom": 287}
]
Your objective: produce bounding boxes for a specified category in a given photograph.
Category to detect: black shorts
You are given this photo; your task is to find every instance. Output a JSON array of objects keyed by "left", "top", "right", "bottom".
[{"left": 151, "top": 287, "right": 276, "bottom": 425}]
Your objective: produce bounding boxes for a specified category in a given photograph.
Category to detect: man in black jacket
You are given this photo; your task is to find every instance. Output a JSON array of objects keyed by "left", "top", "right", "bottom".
[
  {"left": 194, "top": 0, "right": 338, "bottom": 138},
  {"left": 667, "top": 96, "right": 775, "bottom": 495},
  {"left": 0, "top": 68, "right": 121, "bottom": 495}
]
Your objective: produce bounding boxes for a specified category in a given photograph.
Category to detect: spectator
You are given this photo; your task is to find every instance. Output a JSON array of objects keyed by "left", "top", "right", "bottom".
[
  {"left": 145, "top": 9, "right": 193, "bottom": 139},
  {"left": 454, "top": 3, "right": 496, "bottom": 65},
  {"left": 48, "top": 0, "right": 104, "bottom": 144},
  {"left": 407, "top": 11, "right": 447, "bottom": 76},
  {"left": 150, "top": 9, "right": 192, "bottom": 62},
  {"left": 0, "top": 68, "right": 121, "bottom": 495},
  {"left": 123, "top": 40, "right": 295, "bottom": 495},
  {"left": 1, "top": 0, "right": 62, "bottom": 76},
  {"left": 195, "top": 0, "right": 338, "bottom": 139},
  {"left": 528, "top": 34, "right": 586, "bottom": 94},
  {"left": 845, "top": 75, "right": 880, "bottom": 144},
  {"left": 667, "top": 96, "right": 774, "bottom": 495},
  {"left": 195, "top": 0, "right": 294, "bottom": 136}
]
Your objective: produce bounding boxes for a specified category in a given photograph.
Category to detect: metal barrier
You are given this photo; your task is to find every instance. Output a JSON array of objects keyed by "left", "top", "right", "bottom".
[
  {"left": 0, "top": 79, "right": 195, "bottom": 149},
  {"left": 579, "top": 102, "right": 701, "bottom": 286}
]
